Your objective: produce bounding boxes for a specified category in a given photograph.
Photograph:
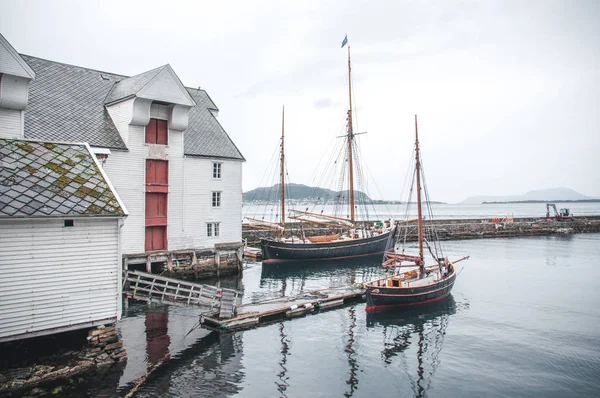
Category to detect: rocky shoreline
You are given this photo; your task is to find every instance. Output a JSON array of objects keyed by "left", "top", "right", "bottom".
[{"left": 0, "top": 326, "right": 126, "bottom": 397}]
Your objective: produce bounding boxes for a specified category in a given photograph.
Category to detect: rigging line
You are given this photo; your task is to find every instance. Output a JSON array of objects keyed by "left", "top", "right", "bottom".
[
  {"left": 353, "top": 134, "right": 391, "bottom": 220},
  {"left": 243, "top": 140, "right": 281, "bottom": 220},
  {"left": 420, "top": 158, "right": 444, "bottom": 257},
  {"left": 402, "top": 167, "right": 417, "bottom": 251},
  {"left": 421, "top": 166, "right": 444, "bottom": 256},
  {"left": 309, "top": 135, "right": 344, "bottom": 211},
  {"left": 352, "top": 140, "right": 371, "bottom": 223},
  {"left": 307, "top": 132, "right": 340, "bottom": 187}
]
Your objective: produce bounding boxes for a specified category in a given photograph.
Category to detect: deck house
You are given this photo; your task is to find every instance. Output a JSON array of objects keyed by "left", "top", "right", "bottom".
[
  {"left": 0, "top": 33, "right": 245, "bottom": 259},
  {"left": 0, "top": 138, "right": 128, "bottom": 342}
]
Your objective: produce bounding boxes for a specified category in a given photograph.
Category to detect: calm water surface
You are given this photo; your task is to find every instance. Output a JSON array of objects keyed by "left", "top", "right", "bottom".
[
  {"left": 243, "top": 202, "right": 600, "bottom": 222},
  {"left": 111, "top": 233, "right": 600, "bottom": 397}
]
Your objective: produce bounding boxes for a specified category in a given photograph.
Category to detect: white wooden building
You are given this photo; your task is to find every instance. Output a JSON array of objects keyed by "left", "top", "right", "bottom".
[
  {"left": 0, "top": 138, "right": 128, "bottom": 343},
  {"left": 0, "top": 33, "right": 245, "bottom": 256}
]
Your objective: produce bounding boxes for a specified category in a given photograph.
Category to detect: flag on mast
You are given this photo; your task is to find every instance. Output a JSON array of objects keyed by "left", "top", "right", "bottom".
[{"left": 341, "top": 34, "right": 348, "bottom": 48}]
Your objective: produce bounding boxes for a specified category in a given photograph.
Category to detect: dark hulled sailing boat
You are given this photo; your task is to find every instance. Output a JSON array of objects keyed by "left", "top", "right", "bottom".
[
  {"left": 259, "top": 38, "right": 396, "bottom": 264},
  {"left": 364, "top": 116, "right": 469, "bottom": 311}
]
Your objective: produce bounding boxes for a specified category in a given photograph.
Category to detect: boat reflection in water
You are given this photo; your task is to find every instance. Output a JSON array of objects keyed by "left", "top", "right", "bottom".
[
  {"left": 259, "top": 256, "right": 384, "bottom": 301},
  {"left": 366, "top": 296, "right": 457, "bottom": 398}
]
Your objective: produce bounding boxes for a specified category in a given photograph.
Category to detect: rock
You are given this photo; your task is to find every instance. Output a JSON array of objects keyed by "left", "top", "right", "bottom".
[
  {"left": 104, "top": 341, "right": 123, "bottom": 351},
  {"left": 51, "top": 386, "right": 63, "bottom": 395}
]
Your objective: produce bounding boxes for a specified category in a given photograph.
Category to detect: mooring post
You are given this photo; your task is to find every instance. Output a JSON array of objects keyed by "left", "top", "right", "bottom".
[
  {"left": 214, "top": 249, "right": 220, "bottom": 278},
  {"left": 167, "top": 252, "right": 173, "bottom": 272},
  {"left": 192, "top": 250, "right": 198, "bottom": 278}
]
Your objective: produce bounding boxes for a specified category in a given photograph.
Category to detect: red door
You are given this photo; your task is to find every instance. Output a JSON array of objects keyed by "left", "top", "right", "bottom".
[{"left": 145, "top": 160, "right": 168, "bottom": 251}]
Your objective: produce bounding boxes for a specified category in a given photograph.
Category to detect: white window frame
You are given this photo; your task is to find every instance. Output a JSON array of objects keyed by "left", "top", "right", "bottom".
[
  {"left": 212, "top": 162, "right": 222, "bottom": 179},
  {"left": 206, "top": 222, "right": 220, "bottom": 237},
  {"left": 212, "top": 191, "right": 221, "bottom": 208}
]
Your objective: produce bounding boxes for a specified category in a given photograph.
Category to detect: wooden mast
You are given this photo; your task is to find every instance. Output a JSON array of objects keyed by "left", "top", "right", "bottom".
[
  {"left": 280, "top": 106, "right": 285, "bottom": 237},
  {"left": 347, "top": 45, "right": 355, "bottom": 223},
  {"left": 415, "top": 114, "right": 424, "bottom": 269}
]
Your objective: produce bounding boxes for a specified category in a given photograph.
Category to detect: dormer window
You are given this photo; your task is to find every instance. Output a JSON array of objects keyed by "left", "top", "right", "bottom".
[{"left": 145, "top": 118, "right": 168, "bottom": 145}]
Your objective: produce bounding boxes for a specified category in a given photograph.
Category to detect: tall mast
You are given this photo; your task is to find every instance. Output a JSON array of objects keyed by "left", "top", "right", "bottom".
[
  {"left": 347, "top": 45, "right": 355, "bottom": 223},
  {"left": 280, "top": 106, "right": 285, "bottom": 236},
  {"left": 415, "top": 114, "right": 424, "bottom": 267}
]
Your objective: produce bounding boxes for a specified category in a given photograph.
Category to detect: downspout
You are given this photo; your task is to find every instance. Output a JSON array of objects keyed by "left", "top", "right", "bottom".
[
  {"left": 20, "top": 110, "right": 25, "bottom": 138},
  {"left": 117, "top": 217, "right": 125, "bottom": 320}
]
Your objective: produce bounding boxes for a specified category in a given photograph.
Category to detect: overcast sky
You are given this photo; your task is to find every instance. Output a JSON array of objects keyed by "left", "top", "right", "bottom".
[{"left": 1, "top": 0, "right": 598, "bottom": 203}]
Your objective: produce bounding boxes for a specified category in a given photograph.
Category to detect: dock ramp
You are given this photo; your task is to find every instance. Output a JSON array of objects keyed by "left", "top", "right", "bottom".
[{"left": 124, "top": 270, "right": 241, "bottom": 317}]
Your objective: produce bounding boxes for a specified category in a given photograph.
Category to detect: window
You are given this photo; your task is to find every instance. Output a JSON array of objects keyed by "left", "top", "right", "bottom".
[
  {"left": 145, "top": 118, "right": 168, "bottom": 145},
  {"left": 206, "top": 222, "right": 220, "bottom": 237},
  {"left": 212, "top": 191, "right": 221, "bottom": 207},
  {"left": 212, "top": 162, "right": 222, "bottom": 179}
]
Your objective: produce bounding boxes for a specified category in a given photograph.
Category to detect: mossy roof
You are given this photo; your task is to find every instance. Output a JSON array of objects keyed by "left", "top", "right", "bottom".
[{"left": 0, "top": 138, "right": 126, "bottom": 218}]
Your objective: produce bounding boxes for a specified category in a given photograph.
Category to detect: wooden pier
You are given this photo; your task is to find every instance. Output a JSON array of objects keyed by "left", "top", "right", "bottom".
[
  {"left": 243, "top": 246, "right": 262, "bottom": 261},
  {"left": 200, "top": 285, "right": 366, "bottom": 331}
]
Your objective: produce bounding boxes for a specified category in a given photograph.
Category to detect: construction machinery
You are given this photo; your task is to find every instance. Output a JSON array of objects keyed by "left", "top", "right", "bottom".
[{"left": 545, "top": 203, "right": 573, "bottom": 221}]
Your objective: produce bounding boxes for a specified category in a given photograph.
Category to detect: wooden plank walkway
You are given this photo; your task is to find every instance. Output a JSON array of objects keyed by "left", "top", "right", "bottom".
[
  {"left": 124, "top": 270, "right": 241, "bottom": 317},
  {"left": 200, "top": 285, "right": 366, "bottom": 331}
]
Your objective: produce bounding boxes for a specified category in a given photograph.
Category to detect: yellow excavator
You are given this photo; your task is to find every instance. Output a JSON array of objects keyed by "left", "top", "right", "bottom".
[{"left": 545, "top": 203, "right": 574, "bottom": 221}]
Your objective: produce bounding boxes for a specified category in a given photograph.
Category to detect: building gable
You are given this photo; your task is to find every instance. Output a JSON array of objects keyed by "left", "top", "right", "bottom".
[
  {"left": 105, "top": 65, "right": 195, "bottom": 107},
  {"left": 0, "top": 34, "right": 35, "bottom": 79}
]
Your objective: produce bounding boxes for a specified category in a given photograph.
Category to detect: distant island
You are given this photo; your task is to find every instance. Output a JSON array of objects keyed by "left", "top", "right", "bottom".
[
  {"left": 243, "top": 183, "right": 445, "bottom": 204},
  {"left": 462, "top": 188, "right": 598, "bottom": 205},
  {"left": 482, "top": 199, "right": 600, "bottom": 204}
]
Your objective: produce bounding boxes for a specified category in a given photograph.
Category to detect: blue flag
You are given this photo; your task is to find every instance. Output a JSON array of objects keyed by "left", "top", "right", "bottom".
[{"left": 341, "top": 34, "right": 348, "bottom": 48}]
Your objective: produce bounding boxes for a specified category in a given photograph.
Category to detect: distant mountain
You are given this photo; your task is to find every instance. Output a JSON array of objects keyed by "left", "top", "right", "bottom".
[
  {"left": 243, "top": 183, "right": 371, "bottom": 202},
  {"left": 461, "top": 188, "right": 592, "bottom": 204}
]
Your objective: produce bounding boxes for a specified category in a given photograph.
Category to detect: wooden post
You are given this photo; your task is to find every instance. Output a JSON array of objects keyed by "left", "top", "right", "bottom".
[
  {"left": 214, "top": 250, "right": 220, "bottom": 278},
  {"left": 192, "top": 250, "right": 198, "bottom": 278},
  {"left": 167, "top": 252, "right": 173, "bottom": 272},
  {"left": 146, "top": 254, "right": 152, "bottom": 273}
]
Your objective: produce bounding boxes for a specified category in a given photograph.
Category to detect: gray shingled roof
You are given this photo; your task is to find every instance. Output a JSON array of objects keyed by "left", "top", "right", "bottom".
[
  {"left": 22, "top": 55, "right": 128, "bottom": 149},
  {"left": 20, "top": 55, "right": 244, "bottom": 160},
  {"left": 0, "top": 138, "right": 126, "bottom": 218},
  {"left": 184, "top": 88, "right": 244, "bottom": 160},
  {"left": 104, "top": 65, "right": 165, "bottom": 104}
]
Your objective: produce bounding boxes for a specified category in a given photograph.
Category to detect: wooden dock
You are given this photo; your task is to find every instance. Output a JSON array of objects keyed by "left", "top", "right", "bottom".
[
  {"left": 243, "top": 247, "right": 262, "bottom": 261},
  {"left": 200, "top": 285, "right": 366, "bottom": 331}
]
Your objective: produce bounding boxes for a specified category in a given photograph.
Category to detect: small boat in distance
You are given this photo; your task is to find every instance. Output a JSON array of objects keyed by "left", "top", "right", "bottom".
[
  {"left": 364, "top": 115, "right": 469, "bottom": 312},
  {"left": 258, "top": 38, "right": 396, "bottom": 264}
]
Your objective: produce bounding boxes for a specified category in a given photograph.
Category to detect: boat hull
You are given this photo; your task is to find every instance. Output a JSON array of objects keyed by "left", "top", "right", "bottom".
[
  {"left": 365, "top": 266, "right": 457, "bottom": 312},
  {"left": 260, "top": 227, "right": 395, "bottom": 264}
]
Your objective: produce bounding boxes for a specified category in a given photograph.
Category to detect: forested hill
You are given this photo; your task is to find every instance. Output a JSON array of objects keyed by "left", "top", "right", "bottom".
[{"left": 243, "top": 183, "right": 371, "bottom": 202}]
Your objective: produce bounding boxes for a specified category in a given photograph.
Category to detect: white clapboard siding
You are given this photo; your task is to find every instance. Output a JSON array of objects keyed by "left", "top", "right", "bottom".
[
  {"left": 104, "top": 99, "right": 242, "bottom": 253},
  {"left": 180, "top": 157, "right": 243, "bottom": 248},
  {"left": 0, "top": 107, "right": 21, "bottom": 138},
  {"left": 0, "top": 218, "right": 121, "bottom": 342},
  {"left": 103, "top": 124, "right": 147, "bottom": 254}
]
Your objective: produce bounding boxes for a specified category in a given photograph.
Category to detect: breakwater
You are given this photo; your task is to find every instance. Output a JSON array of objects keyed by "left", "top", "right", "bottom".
[{"left": 242, "top": 216, "right": 600, "bottom": 244}]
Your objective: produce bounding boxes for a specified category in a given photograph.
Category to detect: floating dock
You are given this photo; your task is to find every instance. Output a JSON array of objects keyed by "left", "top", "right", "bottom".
[
  {"left": 243, "top": 247, "right": 262, "bottom": 261},
  {"left": 200, "top": 286, "right": 365, "bottom": 331}
]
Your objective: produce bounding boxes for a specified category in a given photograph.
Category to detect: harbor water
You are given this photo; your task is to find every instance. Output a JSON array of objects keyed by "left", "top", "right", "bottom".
[
  {"left": 101, "top": 232, "right": 600, "bottom": 397},
  {"left": 242, "top": 202, "right": 600, "bottom": 223}
]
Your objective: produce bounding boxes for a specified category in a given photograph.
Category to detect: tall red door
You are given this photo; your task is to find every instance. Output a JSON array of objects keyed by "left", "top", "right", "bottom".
[{"left": 145, "top": 160, "right": 168, "bottom": 251}]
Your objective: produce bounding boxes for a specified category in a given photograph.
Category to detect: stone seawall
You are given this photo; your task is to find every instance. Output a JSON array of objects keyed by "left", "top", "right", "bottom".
[
  {"left": 123, "top": 242, "right": 244, "bottom": 280},
  {"left": 243, "top": 216, "right": 600, "bottom": 245},
  {"left": 0, "top": 326, "right": 125, "bottom": 397}
]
